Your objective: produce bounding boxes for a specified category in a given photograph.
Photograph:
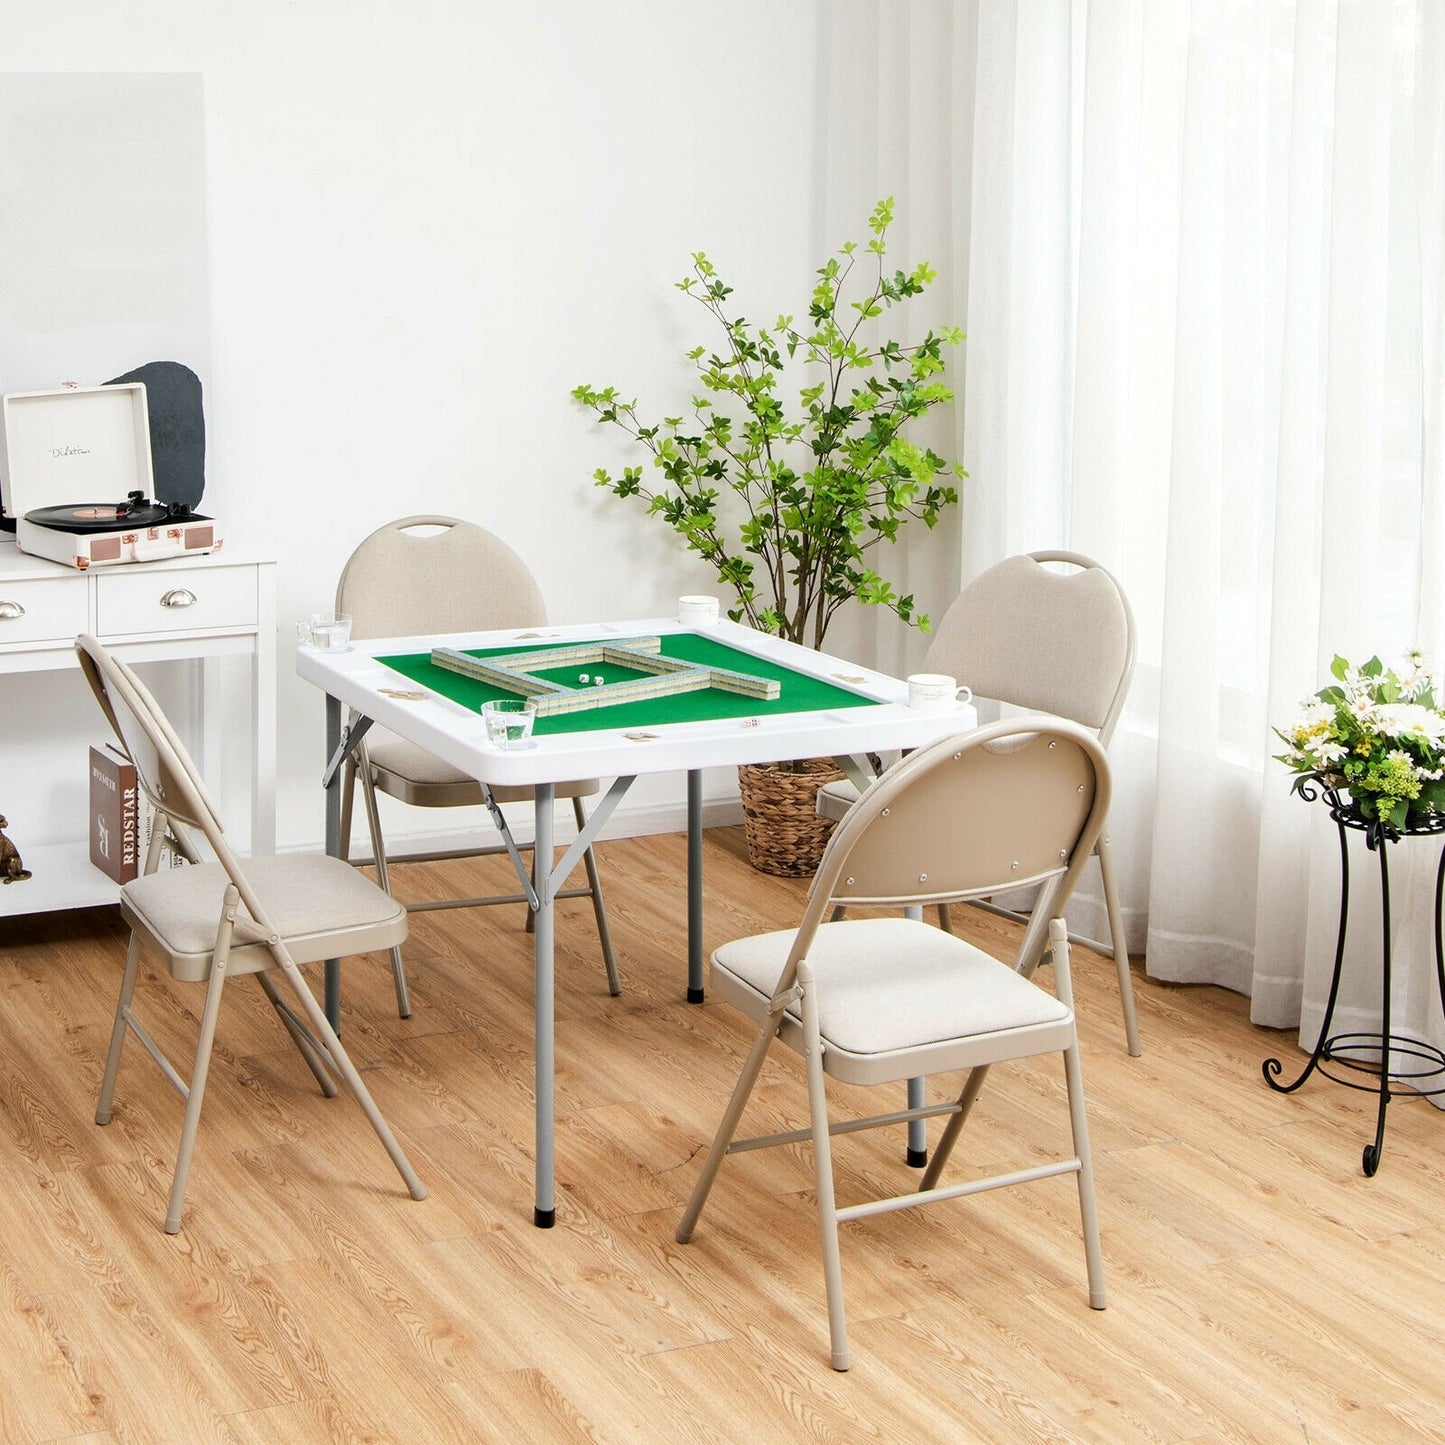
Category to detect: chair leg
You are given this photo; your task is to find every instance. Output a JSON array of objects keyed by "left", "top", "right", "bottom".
[
  {"left": 1049, "top": 919, "right": 1107, "bottom": 1307},
  {"left": 357, "top": 747, "right": 411, "bottom": 1020},
  {"left": 95, "top": 931, "right": 142, "bottom": 1126},
  {"left": 797, "top": 959, "right": 850, "bottom": 1371},
  {"left": 338, "top": 755, "right": 357, "bottom": 864},
  {"left": 936, "top": 902, "right": 954, "bottom": 934},
  {"left": 677, "top": 1013, "right": 781, "bottom": 1244},
  {"left": 1097, "top": 836, "right": 1141, "bottom": 1057},
  {"left": 254, "top": 972, "right": 337, "bottom": 1097},
  {"left": 1064, "top": 1033, "right": 1108, "bottom": 1308},
  {"left": 573, "top": 797, "right": 620, "bottom": 996},
  {"left": 922, "top": 897, "right": 1059, "bottom": 1186},
  {"left": 164, "top": 916, "right": 236, "bottom": 1234},
  {"left": 267, "top": 943, "right": 426, "bottom": 1204},
  {"left": 919, "top": 1063, "right": 991, "bottom": 1191}
]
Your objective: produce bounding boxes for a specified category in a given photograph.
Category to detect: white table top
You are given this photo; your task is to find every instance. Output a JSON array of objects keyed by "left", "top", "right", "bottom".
[{"left": 296, "top": 617, "right": 978, "bottom": 786}]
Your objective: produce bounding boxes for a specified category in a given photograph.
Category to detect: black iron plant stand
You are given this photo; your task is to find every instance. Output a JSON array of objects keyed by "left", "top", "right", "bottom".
[{"left": 1263, "top": 774, "right": 1445, "bottom": 1175}]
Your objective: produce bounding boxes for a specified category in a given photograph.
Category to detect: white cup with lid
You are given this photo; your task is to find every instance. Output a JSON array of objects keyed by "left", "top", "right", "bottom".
[{"left": 678, "top": 595, "right": 720, "bottom": 626}]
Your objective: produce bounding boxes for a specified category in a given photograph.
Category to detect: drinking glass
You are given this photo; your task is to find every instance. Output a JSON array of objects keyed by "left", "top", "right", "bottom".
[
  {"left": 307, "top": 612, "right": 353, "bottom": 650},
  {"left": 482, "top": 698, "right": 537, "bottom": 749}
]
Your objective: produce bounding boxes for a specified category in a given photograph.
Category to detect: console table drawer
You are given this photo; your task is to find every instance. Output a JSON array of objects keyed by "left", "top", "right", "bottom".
[
  {"left": 97, "top": 565, "right": 258, "bottom": 636},
  {"left": 0, "top": 574, "right": 89, "bottom": 644}
]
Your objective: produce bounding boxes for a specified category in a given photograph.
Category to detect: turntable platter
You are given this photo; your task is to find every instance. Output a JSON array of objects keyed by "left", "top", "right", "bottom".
[{"left": 25, "top": 491, "right": 207, "bottom": 535}]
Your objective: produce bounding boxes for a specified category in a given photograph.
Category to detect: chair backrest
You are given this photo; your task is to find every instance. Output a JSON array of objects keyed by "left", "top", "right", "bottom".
[
  {"left": 923, "top": 551, "right": 1135, "bottom": 742},
  {"left": 77, "top": 634, "right": 225, "bottom": 844},
  {"left": 75, "top": 633, "right": 266, "bottom": 893},
  {"left": 794, "top": 718, "right": 1112, "bottom": 977},
  {"left": 335, "top": 515, "right": 548, "bottom": 641}
]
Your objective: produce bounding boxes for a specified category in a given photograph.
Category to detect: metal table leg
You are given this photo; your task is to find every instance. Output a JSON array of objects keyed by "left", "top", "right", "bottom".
[
  {"left": 320, "top": 697, "right": 375, "bottom": 1034},
  {"left": 324, "top": 694, "right": 342, "bottom": 1030},
  {"left": 688, "top": 769, "right": 705, "bottom": 1003},
  {"left": 504, "top": 775, "right": 632, "bottom": 1227},
  {"left": 532, "top": 783, "right": 557, "bottom": 1227},
  {"left": 904, "top": 902, "right": 927, "bottom": 1166}
]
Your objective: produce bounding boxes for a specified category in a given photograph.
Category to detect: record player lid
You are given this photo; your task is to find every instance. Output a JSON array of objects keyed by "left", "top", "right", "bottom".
[
  {"left": 1, "top": 383, "right": 154, "bottom": 523},
  {"left": 105, "top": 361, "right": 205, "bottom": 511}
]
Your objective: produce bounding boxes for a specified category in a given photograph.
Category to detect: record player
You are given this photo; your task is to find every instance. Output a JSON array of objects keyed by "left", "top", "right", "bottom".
[{"left": 0, "top": 380, "right": 221, "bottom": 569}]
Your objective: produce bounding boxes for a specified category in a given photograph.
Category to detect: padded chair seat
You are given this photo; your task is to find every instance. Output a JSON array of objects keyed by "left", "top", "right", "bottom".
[
  {"left": 713, "top": 916, "right": 1070, "bottom": 1068},
  {"left": 368, "top": 736, "right": 600, "bottom": 805},
  {"left": 122, "top": 854, "right": 407, "bottom": 981},
  {"left": 815, "top": 777, "right": 861, "bottom": 824}
]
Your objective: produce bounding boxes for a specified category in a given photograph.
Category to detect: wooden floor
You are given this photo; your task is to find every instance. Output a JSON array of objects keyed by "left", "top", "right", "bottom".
[{"left": 1, "top": 827, "right": 1443, "bottom": 1443}]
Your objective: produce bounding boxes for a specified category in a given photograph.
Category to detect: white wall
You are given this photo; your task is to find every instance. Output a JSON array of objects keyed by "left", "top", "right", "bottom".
[{"left": 3, "top": 1, "right": 969, "bottom": 856}]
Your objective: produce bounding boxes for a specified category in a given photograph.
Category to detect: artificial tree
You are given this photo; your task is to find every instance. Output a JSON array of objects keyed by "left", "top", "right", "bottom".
[{"left": 573, "top": 198, "right": 964, "bottom": 651}]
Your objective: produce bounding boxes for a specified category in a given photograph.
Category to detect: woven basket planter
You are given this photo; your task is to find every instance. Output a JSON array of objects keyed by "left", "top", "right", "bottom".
[{"left": 737, "top": 756, "right": 846, "bottom": 877}]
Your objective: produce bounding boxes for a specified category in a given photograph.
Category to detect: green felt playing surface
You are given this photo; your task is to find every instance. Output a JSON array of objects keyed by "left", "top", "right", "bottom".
[{"left": 377, "top": 634, "right": 875, "bottom": 735}]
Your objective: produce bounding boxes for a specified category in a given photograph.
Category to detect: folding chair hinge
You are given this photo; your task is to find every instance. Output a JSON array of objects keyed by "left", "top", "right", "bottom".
[{"left": 767, "top": 983, "right": 804, "bottom": 1016}]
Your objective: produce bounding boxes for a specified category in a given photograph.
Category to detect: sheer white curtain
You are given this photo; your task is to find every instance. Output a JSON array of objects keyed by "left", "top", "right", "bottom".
[
  {"left": 964, "top": 0, "right": 1445, "bottom": 1062},
  {"left": 810, "top": 0, "right": 977, "bottom": 680}
]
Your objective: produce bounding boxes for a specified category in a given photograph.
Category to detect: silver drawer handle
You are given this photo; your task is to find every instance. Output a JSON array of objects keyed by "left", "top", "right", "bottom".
[
  {"left": 160, "top": 588, "right": 197, "bottom": 609},
  {"left": 0, "top": 599, "right": 26, "bottom": 621}
]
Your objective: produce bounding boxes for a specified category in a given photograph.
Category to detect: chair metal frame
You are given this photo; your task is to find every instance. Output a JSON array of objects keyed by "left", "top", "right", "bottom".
[
  {"left": 77, "top": 634, "right": 426, "bottom": 1234},
  {"left": 334, "top": 515, "right": 618, "bottom": 1018},
  {"left": 681, "top": 718, "right": 1111, "bottom": 1370}
]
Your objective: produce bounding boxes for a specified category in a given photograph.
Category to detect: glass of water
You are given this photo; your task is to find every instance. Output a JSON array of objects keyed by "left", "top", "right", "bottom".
[
  {"left": 482, "top": 697, "right": 537, "bottom": 749},
  {"left": 307, "top": 611, "right": 353, "bottom": 650}
]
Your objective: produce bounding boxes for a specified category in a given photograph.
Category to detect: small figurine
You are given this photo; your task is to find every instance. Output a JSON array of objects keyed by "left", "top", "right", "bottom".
[{"left": 0, "top": 815, "right": 33, "bottom": 883}]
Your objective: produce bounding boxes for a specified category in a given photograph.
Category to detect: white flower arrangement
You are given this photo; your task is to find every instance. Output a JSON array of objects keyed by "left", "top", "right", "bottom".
[{"left": 1275, "top": 652, "right": 1445, "bottom": 833}]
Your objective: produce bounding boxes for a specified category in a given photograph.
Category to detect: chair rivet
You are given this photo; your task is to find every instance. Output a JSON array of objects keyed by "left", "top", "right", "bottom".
[
  {"left": 1078, "top": 783, "right": 1086, "bottom": 793},
  {"left": 1048, "top": 740, "right": 1057, "bottom": 748},
  {"left": 919, "top": 873, "right": 928, "bottom": 883},
  {"left": 881, "top": 806, "right": 890, "bottom": 816},
  {"left": 1011, "top": 861, "right": 1020, "bottom": 870},
  {"left": 1060, "top": 849, "right": 1068, "bottom": 859},
  {"left": 953, "top": 752, "right": 961, "bottom": 760},
  {"left": 845, "top": 876, "right": 855, "bottom": 886}
]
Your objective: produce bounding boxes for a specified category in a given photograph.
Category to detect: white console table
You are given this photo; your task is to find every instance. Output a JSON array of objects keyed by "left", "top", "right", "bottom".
[{"left": 0, "top": 539, "right": 276, "bottom": 916}]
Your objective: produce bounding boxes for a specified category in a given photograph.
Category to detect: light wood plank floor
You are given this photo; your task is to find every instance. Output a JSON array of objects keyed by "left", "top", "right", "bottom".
[{"left": 1, "top": 827, "right": 1442, "bottom": 1443}]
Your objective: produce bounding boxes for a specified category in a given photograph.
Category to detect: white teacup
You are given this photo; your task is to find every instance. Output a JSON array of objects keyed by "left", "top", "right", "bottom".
[
  {"left": 907, "top": 673, "right": 973, "bottom": 712},
  {"left": 678, "top": 594, "right": 720, "bottom": 626}
]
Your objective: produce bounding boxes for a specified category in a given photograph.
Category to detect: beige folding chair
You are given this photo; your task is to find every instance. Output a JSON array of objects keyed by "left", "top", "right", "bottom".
[
  {"left": 77, "top": 634, "right": 426, "bottom": 1235},
  {"left": 819, "top": 550, "right": 1141, "bottom": 1056},
  {"left": 334, "top": 515, "right": 618, "bottom": 1018},
  {"left": 679, "top": 718, "right": 1111, "bottom": 1370}
]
